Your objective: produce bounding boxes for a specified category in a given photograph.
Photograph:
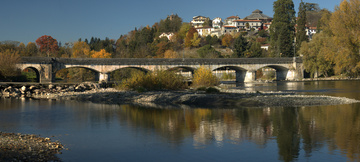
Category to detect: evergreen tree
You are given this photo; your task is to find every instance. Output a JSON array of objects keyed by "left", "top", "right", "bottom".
[
  {"left": 270, "top": 0, "right": 296, "bottom": 57},
  {"left": 295, "top": 0, "right": 308, "bottom": 56},
  {"left": 233, "top": 35, "right": 248, "bottom": 57}
]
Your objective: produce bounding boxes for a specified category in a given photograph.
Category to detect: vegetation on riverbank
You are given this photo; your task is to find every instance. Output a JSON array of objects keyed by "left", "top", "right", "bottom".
[
  {"left": 300, "top": 0, "right": 360, "bottom": 78},
  {"left": 116, "top": 70, "right": 188, "bottom": 92}
]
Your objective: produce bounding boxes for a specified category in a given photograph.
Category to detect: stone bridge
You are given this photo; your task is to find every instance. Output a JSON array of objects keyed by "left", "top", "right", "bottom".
[{"left": 17, "top": 57, "right": 303, "bottom": 83}]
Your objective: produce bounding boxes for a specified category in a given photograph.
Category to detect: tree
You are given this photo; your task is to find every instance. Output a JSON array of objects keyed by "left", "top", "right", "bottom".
[
  {"left": 192, "top": 66, "right": 219, "bottom": 87},
  {"left": 329, "top": 0, "right": 360, "bottom": 76},
  {"left": 197, "top": 45, "right": 221, "bottom": 58},
  {"left": 18, "top": 43, "right": 26, "bottom": 56},
  {"left": 35, "top": 35, "right": 59, "bottom": 57},
  {"left": 191, "top": 33, "right": 201, "bottom": 47},
  {"left": 295, "top": 0, "right": 308, "bottom": 56},
  {"left": 72, "top": 41, "right": 91, "bottom": 58},
  {"left": 184, "top": 27, "right": 197, "bottom": 47},
  {"left": 300, "top": 32, "right": 335, "bottom": 77},
  {"left": 221, "top": 34, "right": 233, "bottom": 47},
  {"left": 270, "top": 0, "right": 296, "bottom": 57},
  {"left": 247, "top": 42, "right": 263, "bottom": 58},
  {"left": 24, "top": 42, "right": 38, "bottom": 57},
  {"left": 0, "top": 50, "right": 21, "bottom": 80},
  {"left": 232, "top": 35, "right": 248, "bottom": 57},
  {"left": 0, "top": 41, "right": 20, "bottom": 52},
  {"left": 164, "top": 50, "right": 179, "bottom": 58},
  {"left": 91, "top": 49, "right": 112, "bottom": 58},
  {"left": 178, "top": 23, "right": 191, "bottom": 40}
]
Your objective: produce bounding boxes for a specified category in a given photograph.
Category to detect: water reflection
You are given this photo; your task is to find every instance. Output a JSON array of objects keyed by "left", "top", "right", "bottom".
[{"left": 1, "top": 81, "right": 360, "bottom": 161}]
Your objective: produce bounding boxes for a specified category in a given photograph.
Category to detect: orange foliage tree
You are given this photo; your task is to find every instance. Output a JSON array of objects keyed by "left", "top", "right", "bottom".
[
  {"left": 35, "top": 35, "right": 59, "bottom": 57},
  {"left": 91, "top": 49, "right": 112, "bottom": 58}
]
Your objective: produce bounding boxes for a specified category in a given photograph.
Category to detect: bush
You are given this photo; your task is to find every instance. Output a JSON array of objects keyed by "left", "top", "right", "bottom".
[
  {"left": 205, "top": 87, "right": 220, "bottom": 93},
  {"left": 0, "top": 50, "right": 21, "bottom": 81},
  {"left": 192, "top": 66, "right": 219, "bottom": 87},
  {"left": 117, "top": 70, "right": 188, "bottom": 91}
]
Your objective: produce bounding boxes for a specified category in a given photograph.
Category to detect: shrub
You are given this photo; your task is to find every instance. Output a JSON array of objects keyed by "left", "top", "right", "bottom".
[
  {"left": 192, "top": 66, "right": 219, "bottom": 87},
  {"left": 0, "top": 50, "right": 21, "bottom": 81},
  {"left": 117, "top": 70, "right": 187, "bottom": 91},
  {"left": 205, "top": 87, "right": 220, "bottom": 93}
]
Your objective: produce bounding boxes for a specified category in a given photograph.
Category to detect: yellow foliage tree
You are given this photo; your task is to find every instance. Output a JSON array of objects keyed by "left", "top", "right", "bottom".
[
  {"left": 191, "top": 33, "right": 201, "bottom": 47},
  {"left": 0, "top": 50, "right": 21, "bottom": 79},
  {"left": 192, "top": 66, "right": 219, "bottom": 87},
  {"left": 72, "top": 41, "right": 91, "bottom": 58},
  {"left": 91, "top": 49, "right": 112, "bottom": 58},
  {"left": 164, "top": 50, "right": 179, "bottom": 58},
  {"left": 329, "top": 0, "right": 360, "bottom": 76}
]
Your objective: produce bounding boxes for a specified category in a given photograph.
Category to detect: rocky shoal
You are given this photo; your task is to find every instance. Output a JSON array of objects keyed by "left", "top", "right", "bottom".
[{"left": 0, "top": 132, "right": 64, "bottom": 161}]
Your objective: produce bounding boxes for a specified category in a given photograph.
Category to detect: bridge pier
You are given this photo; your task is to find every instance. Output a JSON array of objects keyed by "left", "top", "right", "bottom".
[
  {"left": 99, "top": 73, "right": 110, "bottom": 83},
  {"left": 244, "top": 70, "right": 256, "bottom": 82}
]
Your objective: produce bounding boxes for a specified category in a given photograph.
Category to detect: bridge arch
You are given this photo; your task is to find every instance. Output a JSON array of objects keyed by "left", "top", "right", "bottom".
[
  {"left": 257, "top": 65, "right": 291, "bottom": 81},
  {"left": 55, "top": 66, "right": 100, "bottom": 83},
  {"left": 212, "top": 66, "right": 247, "bottom": 82},
  {"left": 22, "top": 66, "right": 40, "bottom": 82}
]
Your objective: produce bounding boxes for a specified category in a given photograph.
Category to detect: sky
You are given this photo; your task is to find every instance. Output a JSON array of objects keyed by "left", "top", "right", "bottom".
[{"left": 0, "top": 0, "right": 343, "bottom": 45}]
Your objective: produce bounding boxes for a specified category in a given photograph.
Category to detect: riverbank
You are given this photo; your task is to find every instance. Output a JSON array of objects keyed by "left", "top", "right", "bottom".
[{"left": 0, "top": 132, "right": 64, "bottom": 161}]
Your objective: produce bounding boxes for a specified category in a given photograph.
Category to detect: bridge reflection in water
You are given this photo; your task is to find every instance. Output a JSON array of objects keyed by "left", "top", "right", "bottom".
[{"left": 17, "top": 57, "right": 303, "bottom": 83}]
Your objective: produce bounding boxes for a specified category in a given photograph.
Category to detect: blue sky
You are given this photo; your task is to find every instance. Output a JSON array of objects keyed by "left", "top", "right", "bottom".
[{"left": 0, "top": 0, "right": 342, "bottom": 44}]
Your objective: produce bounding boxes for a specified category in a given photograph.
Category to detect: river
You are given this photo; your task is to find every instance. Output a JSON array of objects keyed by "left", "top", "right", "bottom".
[{"left": 1, "top": 80, "right": 360, "bottom": 161}]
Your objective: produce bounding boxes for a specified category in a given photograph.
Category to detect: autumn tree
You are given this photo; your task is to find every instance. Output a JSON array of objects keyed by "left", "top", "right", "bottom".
[
  {"left": 221, "top": 34, "right": 233, "bottom": 47},
  {"left": 270, "top": 0, "right": 296, "bottom": 57},
  {"left": 328, "top": 0, "right": 360, "bottom": 76},
  {"left": 72, "top": 41, "right": 91, "bottom": 58},
  {"left": 296, "top": 0, "right": 308, "bottom": 56},
  {"left": 0, "top": 50, "right": 21, "bottom": 80},
  {"left": 164, "top": 50, "right": 179, "bottom": 58},
  {"left": 191, "top": 33, "right": 201, "bottom": 47},
  {"left": 35, "top": 35, "right": 59, "bottom": 57},
  {"left": 0, "top": 41, "right": 20, "bottom": 52},
  {"left": 24, "top": 42, "right": 38, "bottom": 57},
  {"left": 300, "top": 32, "right": 335, "bottom": 77},
  {"left": 91, "top": 49, "right": 112, "bottom": 58},
  {"left": 184, "top": 27, "right": 198, "bottom": 48}
]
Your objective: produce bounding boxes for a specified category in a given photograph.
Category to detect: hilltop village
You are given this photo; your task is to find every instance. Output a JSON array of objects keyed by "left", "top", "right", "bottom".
[{"left": 160, "top": 9, "right": 317, "bottom": 46}]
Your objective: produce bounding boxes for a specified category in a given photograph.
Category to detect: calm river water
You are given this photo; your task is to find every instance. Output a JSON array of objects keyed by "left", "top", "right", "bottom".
[{"left": 1, "top": 80, "right": 360, "bottom": 162}]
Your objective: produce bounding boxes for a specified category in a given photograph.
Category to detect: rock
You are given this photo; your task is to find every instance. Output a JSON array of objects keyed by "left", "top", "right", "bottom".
[
  {"left": 68, "top": 86, "right": 75, "bottom": 92},
  {"left": 56, "top": 86, "right": 62, "bottom": 91},
  {"left": 48, "top": 84, "right": 55, "bottom": 89},
  {"left": 20, "top": 86, "right": 27, "bottom": 94}
]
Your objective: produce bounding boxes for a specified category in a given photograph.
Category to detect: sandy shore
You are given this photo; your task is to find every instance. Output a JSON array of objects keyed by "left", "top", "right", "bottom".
[{"left": 31, "top": 88, "right": 360, "bottom": 108}]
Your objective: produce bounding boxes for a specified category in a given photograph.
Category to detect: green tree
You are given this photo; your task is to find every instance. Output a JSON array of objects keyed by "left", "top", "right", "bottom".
[
  {"left": 270, "top": 0, "right": 296, "bottom": 57},
  {"left": 247, "top": 42, "right": 263, "bottom": 58},
  {"left": 296, "top": 0, "right": 308, "bottom": 56},
  {"left": 233, "top": 35, "right": 248, "bottom": 57},
  {"left": 197, "top": 45, "right": 221, "bottom": 58},
  {"left": 191, "top": 33, "right": 201, "bottom": 47}
]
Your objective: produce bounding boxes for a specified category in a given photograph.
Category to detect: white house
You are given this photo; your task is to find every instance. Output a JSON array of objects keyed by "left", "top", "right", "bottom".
[
  {"left": 159, "top": 32, "right": 174, "bottom": 40},
  {"left": 196, "top": 27, "right": 214, "bottom": 37},
  {"left": 191, "top": 16, "right": 210, "bottom": 28},
  {"left": 234, "top": 19, "right": 263, "bottom": 31},
  {"left": 212, "top": 17, "right": 223, "bottom": 29}
]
